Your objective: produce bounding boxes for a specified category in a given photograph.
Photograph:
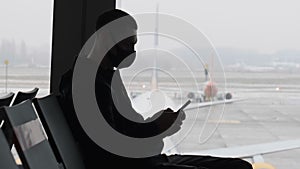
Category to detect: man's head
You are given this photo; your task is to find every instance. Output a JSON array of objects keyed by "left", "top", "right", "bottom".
[{"left": 96, "top": 9, "right": 138, "bottom": 69}]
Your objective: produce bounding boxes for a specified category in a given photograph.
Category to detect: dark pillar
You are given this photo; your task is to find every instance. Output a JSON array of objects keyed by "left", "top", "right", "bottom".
[{"left": 50, "top": 0, "right": 115, "bottom": 94}]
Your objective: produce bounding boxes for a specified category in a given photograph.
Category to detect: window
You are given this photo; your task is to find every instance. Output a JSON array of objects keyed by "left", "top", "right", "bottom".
[
  {"left": 0, "top": 0, "right": 54, "bottom": 97},
  {"left": 118, "top": 0, "right": 300, "bottom": 168}
]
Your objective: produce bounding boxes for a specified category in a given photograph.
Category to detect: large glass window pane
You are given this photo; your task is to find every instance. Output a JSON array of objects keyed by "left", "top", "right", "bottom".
[
  {"left": 0, "top": 0, "right": 53, "bottom": 97},
  {"left": 118, "top": 1, "right": 300, "bottom": 168}
]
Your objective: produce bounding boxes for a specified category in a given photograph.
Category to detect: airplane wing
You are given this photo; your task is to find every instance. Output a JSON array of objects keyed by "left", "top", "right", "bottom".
[
  {"left": 158, "top": 86, "right": 204, "bottom": 95},
  {"left": 180, "top": 139, "right": 300, "bottom": 159},
  {"left": 184, "top": 98, "right": 246, "bottom": 111},
  {"left": 179, "top": 139, "right": 300, "bottom": 167}
]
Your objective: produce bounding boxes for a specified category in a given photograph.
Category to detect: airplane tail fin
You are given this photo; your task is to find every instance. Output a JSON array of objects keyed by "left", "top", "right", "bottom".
[
  {"left": 151, "top": 57, "right": 158, "bottom": 90},
  {"left": 151, "top": 3, "right": 159, "bottom": 90}
]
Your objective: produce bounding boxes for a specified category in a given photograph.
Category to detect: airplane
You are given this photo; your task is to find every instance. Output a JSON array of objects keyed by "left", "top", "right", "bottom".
[
  {"left": 180, "top": 139, "right": 300, "bottom": 169},
  {"left": 149, "top": 66, "right": 234, "bottom": 103},
  {"left": 182, "top": 72, "right": 233, "bottom": 103}
]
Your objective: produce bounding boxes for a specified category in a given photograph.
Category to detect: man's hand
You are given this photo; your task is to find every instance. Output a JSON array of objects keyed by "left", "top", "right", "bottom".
[
  {"left": 162, "top": 108, "right": 186, "bottom": 136},
  {"left": 147, "top": 108, "right": 186, "bottom": 136}
]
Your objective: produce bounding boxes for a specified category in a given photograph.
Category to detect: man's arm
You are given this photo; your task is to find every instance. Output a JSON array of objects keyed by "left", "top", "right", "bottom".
[{"left": 96, "top": 70, "right": 185, "bottom": 138}]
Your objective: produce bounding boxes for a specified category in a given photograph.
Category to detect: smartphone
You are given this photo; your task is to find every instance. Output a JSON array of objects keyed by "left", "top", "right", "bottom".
[{"left": 177, "top": 100, "right": 191, "bottom": 112}]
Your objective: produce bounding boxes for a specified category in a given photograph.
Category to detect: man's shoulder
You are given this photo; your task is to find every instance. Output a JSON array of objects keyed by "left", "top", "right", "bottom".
[{"left": 59, "top": 69, "right": 74, "bottom": 104}]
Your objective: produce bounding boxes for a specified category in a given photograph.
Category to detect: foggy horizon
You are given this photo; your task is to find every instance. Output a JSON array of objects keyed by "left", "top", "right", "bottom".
[{"left": 0, "top": 0, "right": 300, "bottom": 71}]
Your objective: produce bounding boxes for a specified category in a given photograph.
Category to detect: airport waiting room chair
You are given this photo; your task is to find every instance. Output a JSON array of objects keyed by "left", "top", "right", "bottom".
[
  {"left": 0, "top": 100, "right": 61, "bottom": 169},
  {"left": 0, "top": 92, "right": 15, "bottom": 126},
  {"left": 33, "top": 94, "right": 86, "bottom": 169},
  {"left": 1, "top": 89, "right": 38, "bottom": 150},
  {"left": 0, "top": 129, "right": 19, "bottom": 169},
  {"left": 0, "top": 92, "right": 15, "bottom": 107},
  {"left": 2, "top": 88, "right": 39, "bottom": 149},
  {"left": 0, "top": 92, "right": 15, "bottom": 148},
  {"left": 11, "top": 87, "right": 39, "bottom": 106}
]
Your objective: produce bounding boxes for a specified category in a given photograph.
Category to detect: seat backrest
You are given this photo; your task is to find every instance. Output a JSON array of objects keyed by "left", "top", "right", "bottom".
[
  {"left": 1, "top": 100, "right": 60, "bottom": 169},
  {"left": 0, "top": 92, "right": 15, "bottom": 148},
  {"left": 33, "top": 94, "right": 86, "bottom": 169},
  {"left": 0, "top": 129, "right": 19, "bottom": 169},
  {"left": 0, "top": 92, "right": 15, "bottom": 125},
  {"left": 0, "top": 92, "right": 15, "bottom": 107},
  {"left": 11, "top": 88, "right": 39, "bottom": 106}
]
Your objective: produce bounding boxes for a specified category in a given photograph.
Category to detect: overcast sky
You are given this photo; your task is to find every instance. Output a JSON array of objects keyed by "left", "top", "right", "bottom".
[
  {"left": 0, "top": 0, "right": 53, "bottom": 47},
  {"left": 0, "top": 0, "right": 299, "bottom": 54},
  {"left": 120, "top": 0, "right": 300, "bottom": 54}
]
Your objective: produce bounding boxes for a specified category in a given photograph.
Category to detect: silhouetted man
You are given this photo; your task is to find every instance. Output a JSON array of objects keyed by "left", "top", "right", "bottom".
[{"left": 59, "top": 9, "right": 252, "bottom": 169}]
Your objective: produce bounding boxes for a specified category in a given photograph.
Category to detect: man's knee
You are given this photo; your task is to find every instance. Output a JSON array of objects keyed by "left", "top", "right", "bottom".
[
  {"left": 224, "top": 158, "right": 253, "bottom": 169},
  {"left": 237, "top": 159, "right": 253, "bottom": 169}
]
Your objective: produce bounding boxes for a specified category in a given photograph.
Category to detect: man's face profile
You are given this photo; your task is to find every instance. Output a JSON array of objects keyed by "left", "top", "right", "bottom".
[{"left": 111, "top": 30, "right": 137, "bottom": 69}]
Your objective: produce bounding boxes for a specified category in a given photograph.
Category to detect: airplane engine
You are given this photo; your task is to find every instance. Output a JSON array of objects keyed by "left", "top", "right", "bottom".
[
  {"left": 225, "top": 92, "right": 232, "bottom": 100},
  {"left": 187, "top": 92, "right": 195, "bottom": 99}
]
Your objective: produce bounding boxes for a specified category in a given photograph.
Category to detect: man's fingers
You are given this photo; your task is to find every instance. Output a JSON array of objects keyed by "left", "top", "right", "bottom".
[
  {"left": 165, "top": 108, "right": 174, "bottom": 112},
  {"left": 177, "top": 110, "right": 186, "bottom": 120}
]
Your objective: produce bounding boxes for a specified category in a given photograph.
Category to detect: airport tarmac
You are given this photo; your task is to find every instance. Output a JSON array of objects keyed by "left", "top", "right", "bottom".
[
  {"left": 161, "top": 84, "right": 300, "bottom": 169},
  {"left": 121, "top": 69, "right": 300, "bottom": 169}
]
